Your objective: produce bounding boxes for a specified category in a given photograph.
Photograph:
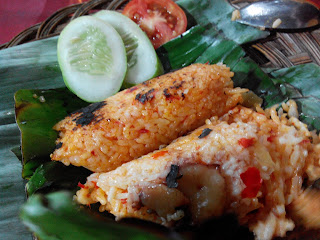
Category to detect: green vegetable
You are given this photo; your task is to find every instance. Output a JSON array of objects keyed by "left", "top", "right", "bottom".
[
  {"left": 232, "top": 57, "right": 285, "bottom": 108},
  {"left": 157, "top": 0, "right": 269, "bottom": 72},
  {"left": 20, "top": 191, "right": 163, "bottom": 240},
  {"left": 177, "top": 0, "right": 269, "bottom": 44},
  {"left": 93, "top": 10, "right": 163, "bottom": 88},
  {"left": 57, "top": 16, "right": 127, "bottom": 102},
  {"left": 26, "top": 161, "right": 91, "bottom": 196},
  {"left": 14, "top": 88, "right": 88, "bottom": 179},
  {"left": 270, "top": 63, "right": 320, "bottom": 131},
  {"left": 0, "top": 36, "right": 65, "bottom": 239}
]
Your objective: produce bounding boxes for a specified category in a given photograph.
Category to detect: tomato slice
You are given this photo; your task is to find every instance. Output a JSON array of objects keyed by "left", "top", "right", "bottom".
[{"left": 122, "top": 0, "right": 188, "bottom": 49}]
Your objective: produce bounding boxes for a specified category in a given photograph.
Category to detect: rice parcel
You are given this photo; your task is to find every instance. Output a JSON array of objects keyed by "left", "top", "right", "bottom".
[
  {"left": 76, "top": 105, "right": 320, "bottom": 240},
  {"left": 51, "top": 64, "right": 245, "bottom": 172}
]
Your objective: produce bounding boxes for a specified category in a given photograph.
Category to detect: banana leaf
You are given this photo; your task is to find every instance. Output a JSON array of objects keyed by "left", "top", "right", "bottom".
[
  {"left": 14, "top": 88, "right": 88, "bottom": 179},
  {"left": 157, "top": 0, "right": 270, "bottom": 72},
  {"left": 26, "top": 161, "right": 91, "bottom": 196},
  {"left": 14, "top": 61, "right": 320, "bottom": 239},
  {"left": 20, "top": 191, "right": 164, "bottom": 240},
  {"left": 0, "top": 36, "right": 85, "bottom": 239},
  {"left": 21, "top": 191, "right": 254, "bottom": 240},
  {"left": 0, "top": 36, "right": 63, "bottom": 125},
  {"left": 232, "top": 57, "right": 285, "bottom": 108},
  {"left": 157, "top": 24, "right": 248, "bottom": 72},
  {"left": 270, "top": 63, "right": 320, "bottom": 131},
  {"left": 0, "top": 122, "right": 32, "bottom": 239},
  {"left": 0, "top": 35, "right": 65, "bottom": 240},
  {"left": 177, "top": 0, "right": 269, "bottom": 44}
]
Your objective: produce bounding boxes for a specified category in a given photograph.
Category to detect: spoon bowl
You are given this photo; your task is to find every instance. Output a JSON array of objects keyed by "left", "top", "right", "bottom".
[{"left": 234, "top": 0, "right": 320, "bottom": 29}]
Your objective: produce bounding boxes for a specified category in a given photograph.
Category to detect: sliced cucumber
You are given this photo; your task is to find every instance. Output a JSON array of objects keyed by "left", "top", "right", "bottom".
[
  {"left": 57, "top": 16, "right": 127, "bottom": 102},
  {"left": 93, "top": 10, "right": 163, "bottom": 87}
]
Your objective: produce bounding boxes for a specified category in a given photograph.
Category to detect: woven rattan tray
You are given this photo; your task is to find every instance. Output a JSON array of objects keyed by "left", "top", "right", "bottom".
[{"left": 1, "top": 0, "right": 319, "bottom": 69}]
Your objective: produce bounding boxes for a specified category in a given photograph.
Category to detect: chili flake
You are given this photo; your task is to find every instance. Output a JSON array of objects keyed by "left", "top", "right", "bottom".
[
  {"left": 238, "top": 138, "right": 255, "bottom": 148},
  {"left": 78, "top": 182, "right": 88, "bottom": 189},
  {"left": 240, "top": 167, "right": 262, "bottom": 198},
  {"left": 152, "top": 150, "right": 168, "bottom": 159},
  {"left": 139, "top": 128, "right": 150, "bottom": 134},
  {"left": 91, "top": 181, "right": 99, "bottom": 189},
  {"left": 267, "top": 135, "right": 276, "bottom": 143},
  {"left": 299, "top": 139, "right": 311, "bottom": 145}
]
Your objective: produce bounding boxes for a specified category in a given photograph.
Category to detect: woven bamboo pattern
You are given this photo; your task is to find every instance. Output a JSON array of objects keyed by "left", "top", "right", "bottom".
[
  {"left": 247, "top": 29, "right": 320, "bottom": 68},
  {"left": 228, "top": 0, "right": 320, "bottom": 68}
]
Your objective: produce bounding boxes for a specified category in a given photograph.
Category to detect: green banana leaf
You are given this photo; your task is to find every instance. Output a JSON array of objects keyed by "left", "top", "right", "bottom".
[
  {"left": 270, "top": 63, "right": 320, "bottom": 131},
  {"left": 232, "top": 57, "right": 285, "bottom": 108},
  {"left": 13, "top": 60, "right": 320, "bottom": 239},
  {"left": 177, "top": 0, "right": 269, "bottom": 44},
  {"left": 157, "top": 24, "right": 248, "bottom": 71},
  {"left": 20, "top": 191, "right": 164, "bottom": 240},
  {"left": 26, "top": 161, "right": 91, "bottom": 196},
  {"left": 15, "top": 88, "right": 88, "bottom": 179},
  {"left": 157, "top": 0, "right": 270, "bottom": 72},
  {"left": 21, "top": 191, "right": 253, "bottom": 240}
]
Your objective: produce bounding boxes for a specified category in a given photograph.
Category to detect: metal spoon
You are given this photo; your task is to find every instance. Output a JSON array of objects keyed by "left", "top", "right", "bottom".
[{"left": 233, "top": 0, "right": 320, "bottom": 29}]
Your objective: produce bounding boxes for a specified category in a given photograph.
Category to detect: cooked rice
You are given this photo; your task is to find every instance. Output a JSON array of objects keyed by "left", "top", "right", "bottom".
[
  {"left": 231, "top": 9, "right": 241, "bottom": 21},
  {"left": 51, "top": 64, "right": 244, "bottom": 172},
  {"left": 272, "top": 18, "right": 282, "bottom": 28},
  {"left": 76, "top": 105, "right": 320, "bottom": 239}
]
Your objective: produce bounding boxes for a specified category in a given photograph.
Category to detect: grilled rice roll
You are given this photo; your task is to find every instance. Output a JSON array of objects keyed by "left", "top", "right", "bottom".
[
  {"left": 76, "top": 105, "right": 320, "bottom": 240},
  {"left": 51, "top": 63, "right": 245, "bottom": 172}
]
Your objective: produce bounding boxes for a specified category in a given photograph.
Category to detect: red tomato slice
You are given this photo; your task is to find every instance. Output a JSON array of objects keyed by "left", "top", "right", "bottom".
[{"left": 122, "top": 0, "right": 188, "bottom": 49}]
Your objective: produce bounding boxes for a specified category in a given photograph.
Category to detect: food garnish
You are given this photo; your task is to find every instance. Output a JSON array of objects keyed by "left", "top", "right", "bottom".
[
  {"left": 240, "top": 167, "right": 262, "bottom": 198},
  {"left": 57, "top": 16, "right": 127, "bottom": 102},
  {"left": 166, "top": 164, "right": 182, "bottom": 188},
  {"left": 198, "top": 128, "right": 213, "bottom": 139},
  {"left": 94, "top": 10, "right": 163, "bottom": 87},
  {"left": 122, "top": 0, "right": 188, "bottom": 49}
]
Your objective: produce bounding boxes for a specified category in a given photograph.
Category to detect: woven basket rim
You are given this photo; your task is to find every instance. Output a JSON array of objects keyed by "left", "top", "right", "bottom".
[{"left": 1, "top": 0, "right": 319, "bottom": 70}]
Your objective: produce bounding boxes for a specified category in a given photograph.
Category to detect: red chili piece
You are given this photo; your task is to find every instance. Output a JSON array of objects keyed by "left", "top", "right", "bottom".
[
  {"left": 267, "top": 135, "right": 276, "bottom": 143},
  {"left": 240, "top": 167, "right": 262, "bottom": 198},
  {"left": 91, "top": 181, "right": 99, "bottom": 189},
  {"left": 78, "top": 182, "right": 87, "bottom": 189},
  {"left": 139, "top": 128, "right": 150, "bottom": 134},
  {"left": 152, "top": 150, "right": 168, "bottom": 159},
  {"left": 299, "top": 139, "right": 311, "bottom": 145},
  {"left": 238, "top": 138, "right": 255, "bottom": 148}
]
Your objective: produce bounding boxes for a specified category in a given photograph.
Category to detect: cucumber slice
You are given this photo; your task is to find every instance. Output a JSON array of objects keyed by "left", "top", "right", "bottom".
[
  {"left": 57, "top": 16, "right": 127, "bottom": 102},
  {"left": 93, "top": 10, "right": 163, "bottom": 87}
]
